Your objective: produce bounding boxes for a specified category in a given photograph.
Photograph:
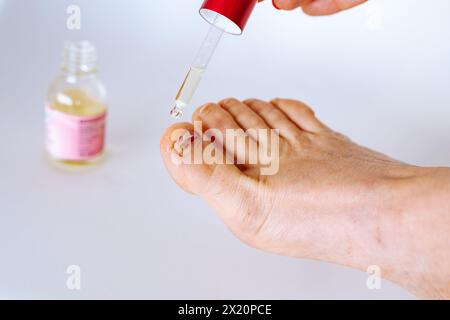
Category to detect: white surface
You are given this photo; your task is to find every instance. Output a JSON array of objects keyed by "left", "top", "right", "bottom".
[{"left": 1, "top": 0, "right": 449, "bottom": 299}]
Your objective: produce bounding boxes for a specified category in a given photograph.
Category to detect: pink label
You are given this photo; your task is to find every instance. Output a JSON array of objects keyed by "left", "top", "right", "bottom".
[{"left": 46, "top": 105, "right": 106, "bottom": 161}]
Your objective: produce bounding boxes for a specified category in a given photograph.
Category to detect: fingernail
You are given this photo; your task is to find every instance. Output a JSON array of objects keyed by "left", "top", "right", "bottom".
[{"left": 272, "top": 0, "right": 281, "bottom": 10}]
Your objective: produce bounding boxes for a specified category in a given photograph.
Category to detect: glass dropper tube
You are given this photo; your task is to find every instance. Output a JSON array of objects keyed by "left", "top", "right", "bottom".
[{"left": 170, "top": 20, "right": 225, "bottom": 119}]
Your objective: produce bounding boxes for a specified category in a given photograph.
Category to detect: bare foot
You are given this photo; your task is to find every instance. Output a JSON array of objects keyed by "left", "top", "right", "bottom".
[{"left": 160, "top": 98, "right": 450, "bottom": 299}]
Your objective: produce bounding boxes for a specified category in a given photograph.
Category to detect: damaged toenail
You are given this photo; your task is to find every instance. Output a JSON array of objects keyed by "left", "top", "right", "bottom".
[
  {"left": 172, "top": 131, "right": 198, "bottom": 157},
  {"left": 173, "top": 141, "right": 184, "bottom": 157}
]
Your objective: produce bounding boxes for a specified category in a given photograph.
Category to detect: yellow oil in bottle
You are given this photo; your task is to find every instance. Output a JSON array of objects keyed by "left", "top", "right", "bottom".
[{"left": 52, "top": 87, "right": 106, "bottom": 117}]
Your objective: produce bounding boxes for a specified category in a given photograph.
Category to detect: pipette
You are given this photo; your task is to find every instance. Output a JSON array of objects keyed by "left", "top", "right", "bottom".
[
  {"left": 170, "top": 0, "right": 259, "bottom": 119},
  {"left": 170, "top": 22, "right": 225, "bottom": 119}
]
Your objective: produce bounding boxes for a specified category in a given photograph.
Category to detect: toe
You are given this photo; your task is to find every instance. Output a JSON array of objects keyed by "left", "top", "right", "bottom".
[
  {"left": 243, "top": 99, "right": 303, "bottom": 142},
  {"left": 271, "top": 98, "right": 328, "bottom": 133},
  {"left": 160, "top": 122, "right": 245, "bottom": 198},
  {"left": 193, "top": 102, "right": 251, "bottom": 166},
  {"left": 193, "top": 102, "right": 242, "bottom": 134},
  {"left": 160, "top": 122, "right": 200, "bottom": 194},
  {"left": 218, "top": 99, "right": 277, "bottom": 164},
  {"left": 161, "top": 122, "right": 258, "bottom": 231},
  {"left": 219, "top": 98, "right": 270, "bottom": 140}
]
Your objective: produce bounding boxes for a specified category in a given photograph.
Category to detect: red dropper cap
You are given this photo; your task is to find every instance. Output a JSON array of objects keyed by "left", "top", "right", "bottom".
[{"left": 199, "top": 0, "right": 258, "bottom": 35}]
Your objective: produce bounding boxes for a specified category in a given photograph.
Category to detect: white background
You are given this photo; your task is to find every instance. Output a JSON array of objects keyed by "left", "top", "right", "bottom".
[{"left": 1, "top": 0, "right": 449, "bottom": 299}]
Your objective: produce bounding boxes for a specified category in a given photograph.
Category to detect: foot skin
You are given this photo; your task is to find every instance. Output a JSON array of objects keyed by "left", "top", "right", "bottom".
[{"left": 160, "top": 98, "right": 450, "bottom": 299}]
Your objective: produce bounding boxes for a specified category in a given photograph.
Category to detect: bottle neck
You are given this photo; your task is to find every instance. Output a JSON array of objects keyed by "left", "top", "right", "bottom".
[{"left": 61, "top": 41, "right": 98, "bottom": 76}]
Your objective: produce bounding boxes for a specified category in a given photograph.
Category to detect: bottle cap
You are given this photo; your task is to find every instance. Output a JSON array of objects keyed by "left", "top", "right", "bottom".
[{"left": 199, "top": 0, "right": 258, "bottom": 35}]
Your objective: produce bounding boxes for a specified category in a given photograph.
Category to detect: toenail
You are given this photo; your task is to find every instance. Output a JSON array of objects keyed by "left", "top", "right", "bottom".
[
  {"left": 200, "top": 103, "right": 214, "bottom": 116},
  {"left": 244, "top": 98, "right": 257, "bottom": 105},
  {"left": 172, "top": 131, "right": 200, "bottom": 157},
  {"left": 173, "top": 141, "right": 185, "bottom": 157},
  {"left": 220, "top": 98, "right": 237, "bottom": 105},
  {"left": 174, "top": 132, "right": 192, "bottom": 151}
]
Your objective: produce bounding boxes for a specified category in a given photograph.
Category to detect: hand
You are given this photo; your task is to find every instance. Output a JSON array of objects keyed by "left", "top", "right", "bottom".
[{"left": 271, "top": 0, "right": 367, "bottom": 16}]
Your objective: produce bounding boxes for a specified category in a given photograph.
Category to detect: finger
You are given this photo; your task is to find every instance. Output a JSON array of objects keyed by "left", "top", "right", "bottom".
[
  {"left": 302, "top": 0, "right": 367, "bottom": 16},
  {"left": 273, "top": 0, "right": 311, "bottom": 11}
]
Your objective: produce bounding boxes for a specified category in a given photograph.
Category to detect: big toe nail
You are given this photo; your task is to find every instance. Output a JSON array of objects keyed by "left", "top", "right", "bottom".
[{"left": 160, "top": 122, "right": 244, "bottom": 198}]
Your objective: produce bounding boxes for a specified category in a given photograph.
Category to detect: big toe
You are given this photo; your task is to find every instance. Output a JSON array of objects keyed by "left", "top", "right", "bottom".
[{"left": 160, "top": 122, "right": 244, "bottom": 200}]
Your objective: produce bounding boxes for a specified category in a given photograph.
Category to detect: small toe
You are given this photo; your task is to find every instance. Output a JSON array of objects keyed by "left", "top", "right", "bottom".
[{"left": 193, "top": 102, "right": 251, "bottom": 166}]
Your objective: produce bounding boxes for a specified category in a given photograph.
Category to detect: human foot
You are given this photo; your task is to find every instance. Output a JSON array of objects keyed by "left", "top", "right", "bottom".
[{"left": 160, "top": 98, "right": 450, "bottom": 298}]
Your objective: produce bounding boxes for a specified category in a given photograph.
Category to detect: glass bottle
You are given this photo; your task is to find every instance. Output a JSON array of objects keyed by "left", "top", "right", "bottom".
[{"left": 46, "top": 41, "right": 107, "bottom": 166}]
